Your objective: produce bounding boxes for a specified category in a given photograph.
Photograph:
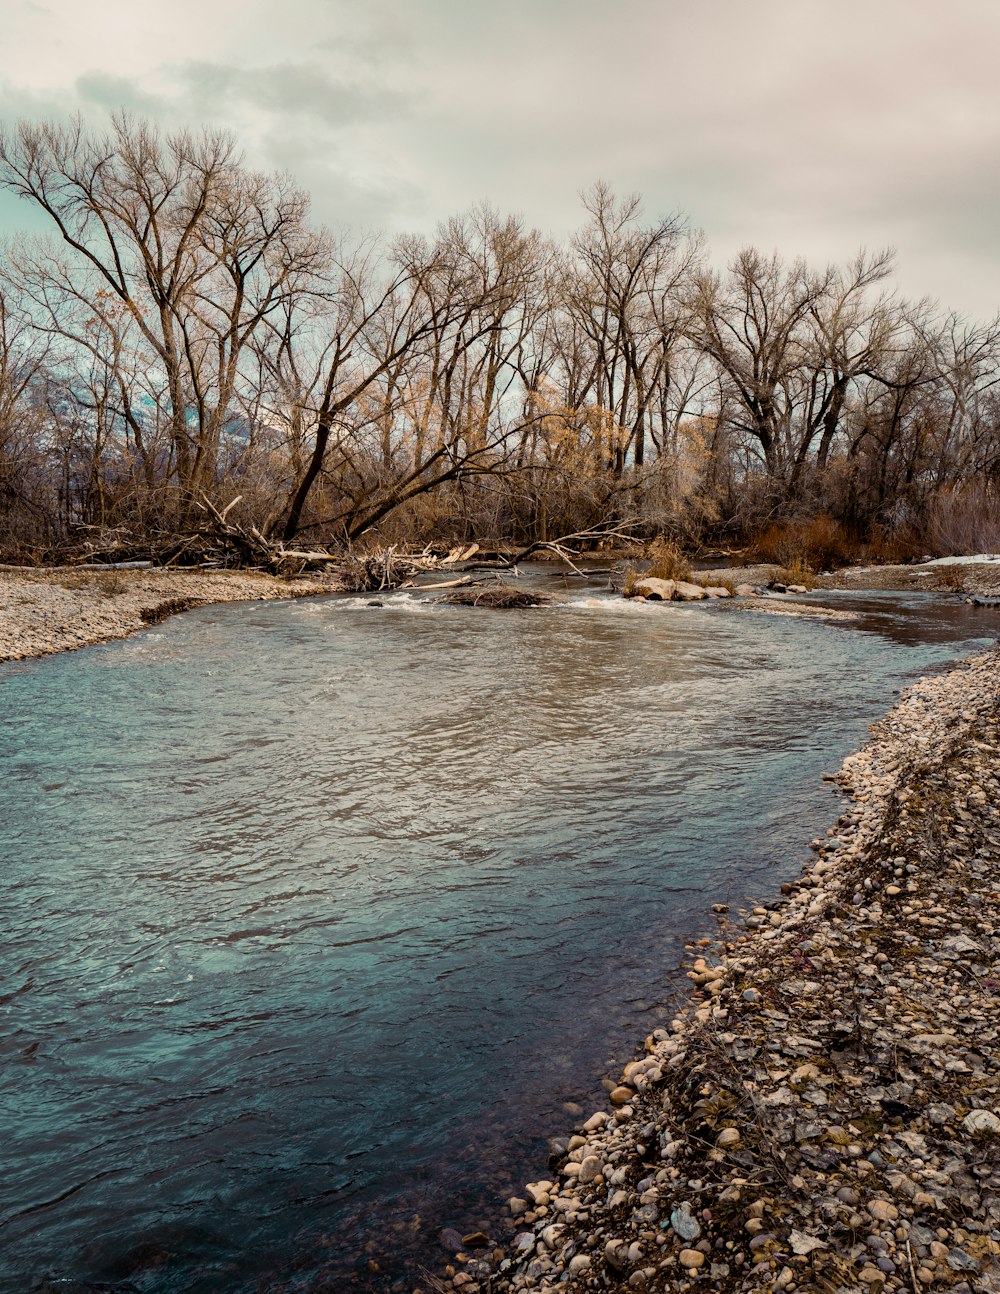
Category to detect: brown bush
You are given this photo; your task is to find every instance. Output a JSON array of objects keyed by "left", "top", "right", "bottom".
[
  {"left": 926, "top": 483, "right": 1000, "bottom": 557},
  {"left": 749, "top": 517, "right": 861, "bottom": 571},
  {"left": 645, "top": 538, "right": 692, "bottom": 581}
]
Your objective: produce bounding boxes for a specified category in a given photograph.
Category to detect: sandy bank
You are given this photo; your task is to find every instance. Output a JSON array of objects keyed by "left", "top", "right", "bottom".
[
  {"left": 436, "top": 648, "right": 1000, "bottom": 1294},
  {"left": 0, "top": 566, "right": 338, "bottom": 664}
]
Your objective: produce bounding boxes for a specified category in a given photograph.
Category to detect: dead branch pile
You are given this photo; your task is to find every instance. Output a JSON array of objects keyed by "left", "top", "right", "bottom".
[
  {"left": 337, "top": 543, "right": 480, "bottom": 591},
  {"left": 444, "top": 582, "right": 550, "bottom": 609}
]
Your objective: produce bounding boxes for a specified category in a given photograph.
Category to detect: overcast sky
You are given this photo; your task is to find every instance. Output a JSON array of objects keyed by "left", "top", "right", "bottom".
[{"left": 2, "top": 0, "right": 998, "bottom": 320}]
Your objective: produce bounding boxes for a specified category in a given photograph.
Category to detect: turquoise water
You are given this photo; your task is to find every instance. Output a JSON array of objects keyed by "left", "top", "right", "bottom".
[{"left": 1, "top": 582, "right": 995, "bottom": 1292}]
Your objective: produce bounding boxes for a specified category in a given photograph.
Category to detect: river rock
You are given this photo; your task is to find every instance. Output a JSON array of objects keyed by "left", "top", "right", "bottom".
[
  {"left": 628, "top": 578, "right": 675, "bottom": 600},
  {"left": 867, "top": 1199, "right": 899, "bottom": 1223},
  {"left": 577, "top": 1155, "right": 602, "bottom": 1183},
  {"left": 678, "top": 1248, "right": 706, "bottom": 1269},
  {"left": 605, "top": 1238, "right": 630, "bottom": 1270},
  {"left": 672, "top": 580, "right": 708, "bottom": 601}
]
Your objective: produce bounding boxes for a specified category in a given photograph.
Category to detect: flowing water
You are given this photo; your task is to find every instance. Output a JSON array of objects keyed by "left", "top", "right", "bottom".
[{"left": 2, "top": 576, "right": 997, "bottom": 1293}]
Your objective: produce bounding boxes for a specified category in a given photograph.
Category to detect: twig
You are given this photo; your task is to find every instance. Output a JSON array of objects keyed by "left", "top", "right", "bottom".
[{"left": 905, "top": 1238, "right": 921, "bottom": 1294}]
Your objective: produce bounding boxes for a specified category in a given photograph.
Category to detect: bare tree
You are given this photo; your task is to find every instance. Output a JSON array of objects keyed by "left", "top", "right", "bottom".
[
  {"left": 0, "top": 114, "right": 324, "bottom": 523},
  {"left": 0, "top": 284, "right": 51, "bottom": 543},
  {"left": 565, "top": 183, "right": 697, "bottom": 473},
  {"left": 265, "top": 207, "right": 554, "bottom": 544},
  {"left": 687, "top": 248, "right": 836, "bottom": 486}
]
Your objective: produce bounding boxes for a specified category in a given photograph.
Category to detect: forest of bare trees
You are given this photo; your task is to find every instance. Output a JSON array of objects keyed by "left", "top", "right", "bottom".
[{"left": 2, "top": 115, "right": 1000, "bottom": 566}]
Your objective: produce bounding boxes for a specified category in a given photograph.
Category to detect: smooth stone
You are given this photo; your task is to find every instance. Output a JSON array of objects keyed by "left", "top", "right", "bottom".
[
  {"left": 629, "top": 577, "right": 675, "bottom": 601},
  {"left": 678, "top": 1249, "right": 705, "bottom": 1269},
  {"left": 672, "top": 580, "right": 708, "bottom": 601}
]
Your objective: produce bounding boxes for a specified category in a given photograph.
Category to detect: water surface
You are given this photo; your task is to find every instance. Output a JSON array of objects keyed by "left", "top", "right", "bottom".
[{"left": 1, "top": 579, "right": 996, "bottom": 1292}]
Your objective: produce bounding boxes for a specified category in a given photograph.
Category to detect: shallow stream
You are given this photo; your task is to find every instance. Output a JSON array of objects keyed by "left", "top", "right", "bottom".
[{"left": 2, "top": 577, "right": 997, "bottom": 1293}]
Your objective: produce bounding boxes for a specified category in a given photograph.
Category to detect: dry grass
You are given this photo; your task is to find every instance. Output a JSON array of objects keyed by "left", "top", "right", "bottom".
[
  {"left": 699, "top": 574, "right": 736, "bottom": 594},
  {"left": 751, "top": 517, "right": 859, "bottom": 571},
  {"left": 42, "top": 568, "right": 131, "bottom": 597},
  {"left": 646, "top": 538, "right": 692, "bottom": 582},
  {"left": 775, "top": 559, "right": 818, "bottom": 590}
]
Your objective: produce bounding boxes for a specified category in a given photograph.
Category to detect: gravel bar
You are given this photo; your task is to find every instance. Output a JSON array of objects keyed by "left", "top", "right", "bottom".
[
  {"left": 0, "top": 566, "right": 337, "bottom": 663},
  {"left": 436, "top": 648, "right": 1000, "bottom": 1294}
]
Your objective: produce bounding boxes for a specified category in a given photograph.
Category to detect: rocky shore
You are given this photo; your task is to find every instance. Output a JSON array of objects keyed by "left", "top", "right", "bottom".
[
  {"left": 0, "top": 565, "right": 336, "bottom": 663},
  {"left": 433, "top": 648, "right": 1000, "bottom": 1294}
]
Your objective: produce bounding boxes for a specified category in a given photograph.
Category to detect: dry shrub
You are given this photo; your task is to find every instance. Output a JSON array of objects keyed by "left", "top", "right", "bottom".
[
  {"left": 926, "top": 482, "right": 1000, "bottom": 557},
  {"left": 750, "top": 517, "right": 860, "bottom": 571},
  {"left": 863, "top": 524, "right": 925, "bottom": 566},
  {"left": 645, "top": 538, "right": 692, "bottom": 582},
  {"left": 775, "top": 560, "right": 818, "bottom": 590}
]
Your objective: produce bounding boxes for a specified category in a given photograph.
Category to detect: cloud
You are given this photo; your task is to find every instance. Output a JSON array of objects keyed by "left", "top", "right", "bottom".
[
  {"left": 1, "top": 0, "right": 999, "bottom": 319},
  {"left": 175, "top": 60, "right": 413, "bottom": 124},
  {"left": 76, "top": 71, "right": 169, "bottom": 117}
]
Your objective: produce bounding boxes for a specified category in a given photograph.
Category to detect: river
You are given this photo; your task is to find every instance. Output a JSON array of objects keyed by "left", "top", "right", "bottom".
[{"left": 1, "top": 576, "right": 997, "bottom": 1293}]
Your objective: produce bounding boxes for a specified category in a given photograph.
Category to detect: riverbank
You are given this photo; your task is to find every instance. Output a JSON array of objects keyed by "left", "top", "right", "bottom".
[
  {"left": 0, "top": 566, "right": 337, "bottom": 663},
  {"left": 436, "top": 647, "right": 1000, "bottom": 1294},
  {"left": 696, "top": 557, "right": 1000, "bottom": 599}
]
